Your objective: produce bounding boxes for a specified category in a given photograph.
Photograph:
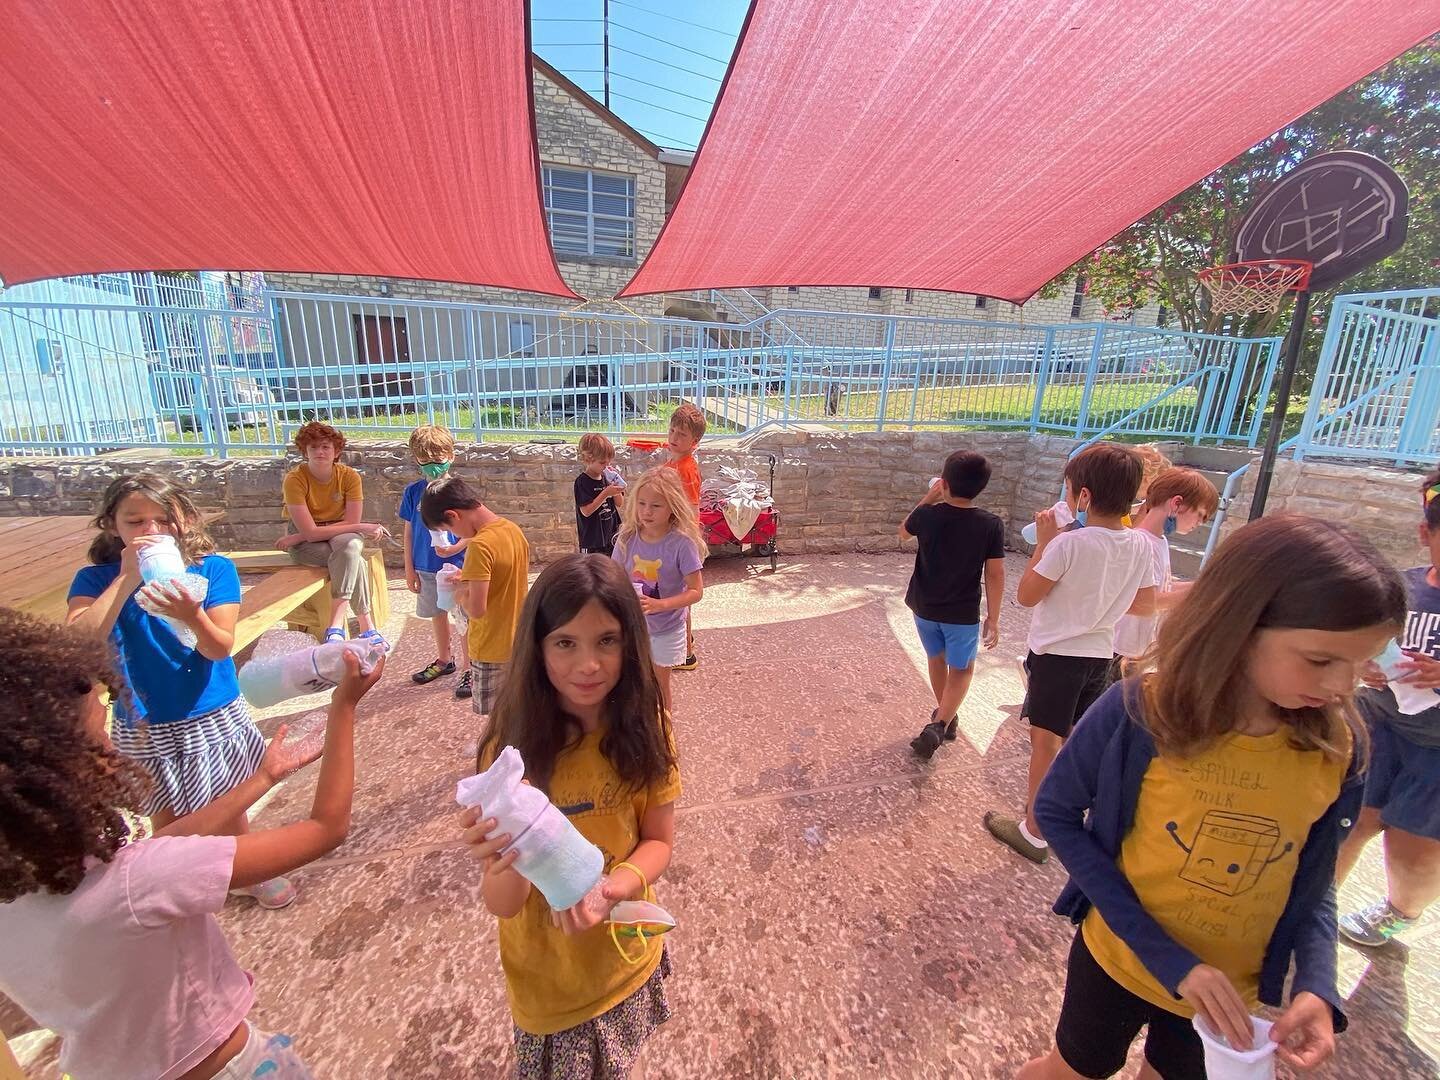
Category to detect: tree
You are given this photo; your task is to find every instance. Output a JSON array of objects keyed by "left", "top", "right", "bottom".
[{"left": 1041, "top": 39, "right": 1439, "bottom": 347}]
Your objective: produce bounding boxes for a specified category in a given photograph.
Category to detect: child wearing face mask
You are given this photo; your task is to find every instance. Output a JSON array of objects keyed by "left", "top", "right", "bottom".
[{"left": 399, "top": 425, "right": 468, "bottom": 690}]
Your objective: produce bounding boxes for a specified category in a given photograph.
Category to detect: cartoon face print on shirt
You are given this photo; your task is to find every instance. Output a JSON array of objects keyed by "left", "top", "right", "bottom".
[
  {"left": 1166, "top": 812, "right": 1294, "bottom": 896},
  {"left": 629, "top": 554, "right": 662, "bottom": 598}
]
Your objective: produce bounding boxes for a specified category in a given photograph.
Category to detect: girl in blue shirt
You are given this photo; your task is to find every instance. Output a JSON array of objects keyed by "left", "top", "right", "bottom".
[{"left": 68, "top": 473, "right": 295, "bottom": 909}]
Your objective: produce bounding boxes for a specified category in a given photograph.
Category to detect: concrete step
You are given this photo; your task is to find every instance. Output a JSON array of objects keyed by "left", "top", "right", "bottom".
[
  {"left": 1171, "top": 545, "right": 1205, "bottom": 580},
  {"left": 1169, "top": 444, "right": 1260, "bottom": 473}
]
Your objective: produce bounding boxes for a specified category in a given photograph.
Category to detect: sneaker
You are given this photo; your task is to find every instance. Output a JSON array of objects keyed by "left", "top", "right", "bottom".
[
  {"left": 910, "top": 720, "right": 945, "bottom": 760},
  {"left": 230, "top": 876, "right": 297, "bottom": 910},
  {"left": 943, "top": 716, "right": 959, "bottom": 741},
  {"left": 1339, "top": 900, "right": 1415, "bottom": 947},
  {"left": 674, "top": 653, "right": 699, "bottom": 671},
  {"left": 412, "top": 659, "right": 457, "bottom": 685},
  {"left": 454, "top": 669, "right": 474, "bottom": 699},
  {"left": 983, "top": 811, "right": 1050, "bottom": 864}
]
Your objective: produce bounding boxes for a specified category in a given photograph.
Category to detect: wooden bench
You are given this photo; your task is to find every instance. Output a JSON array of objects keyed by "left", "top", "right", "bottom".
[{"left": 225, "top": 548, "right": 391, "bottom": 648}]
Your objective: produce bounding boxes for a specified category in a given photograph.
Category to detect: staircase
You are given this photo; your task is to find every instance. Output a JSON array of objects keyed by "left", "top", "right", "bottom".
[{"left": 1163, "top": 444, "right": 1259, "bottom": 579}]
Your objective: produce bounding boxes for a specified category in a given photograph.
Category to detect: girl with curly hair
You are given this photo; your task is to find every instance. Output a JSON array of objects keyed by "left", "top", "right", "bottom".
[{"left": 0, "top": 608, "right": 383, "bottom": 1079}]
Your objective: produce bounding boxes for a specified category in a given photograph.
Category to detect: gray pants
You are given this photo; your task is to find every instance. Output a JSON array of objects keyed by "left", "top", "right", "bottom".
[{"left": 287, "top": 533, "right": 370, "bottom": 615}]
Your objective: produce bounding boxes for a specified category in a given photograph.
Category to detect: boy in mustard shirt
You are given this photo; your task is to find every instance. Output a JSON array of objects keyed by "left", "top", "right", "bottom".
[{"left": 421, "top": 476, "right": 529, "bottom": 720}]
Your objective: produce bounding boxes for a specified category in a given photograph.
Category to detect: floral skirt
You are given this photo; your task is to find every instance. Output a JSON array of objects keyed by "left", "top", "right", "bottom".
[{"left": 514, "top": 948, "right": 672, "bottom": 1080}]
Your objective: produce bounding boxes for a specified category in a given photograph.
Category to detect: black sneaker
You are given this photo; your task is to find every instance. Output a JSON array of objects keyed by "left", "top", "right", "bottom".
[
  {"left": 454, "top": 669, "right": 474, "bottom": 699},
  {"left": 944, "top": 717, "right": 959, "bottom": 741},
  {"left": 412, "top": 659, "right": 457, "bottom": 685},
  {"left": 910, "top": 720, "right": 945, "bottom": 760}
]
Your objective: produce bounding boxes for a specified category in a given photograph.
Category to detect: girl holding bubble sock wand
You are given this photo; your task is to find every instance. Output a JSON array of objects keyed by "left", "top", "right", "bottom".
[
  {"left": 460, "top": 554, "right": 680, "bottom": 1079},
  {"left": 1020, "top": 515, "right": 1406, "bottom": 1080},
  {"left": 67, "top": 473, "right": 296, "bottom": 909}
]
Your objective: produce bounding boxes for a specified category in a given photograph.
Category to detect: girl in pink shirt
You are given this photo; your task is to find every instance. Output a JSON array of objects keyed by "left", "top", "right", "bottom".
[{"left": 0, "top": 609, "right": 383, "bottom": 1079}]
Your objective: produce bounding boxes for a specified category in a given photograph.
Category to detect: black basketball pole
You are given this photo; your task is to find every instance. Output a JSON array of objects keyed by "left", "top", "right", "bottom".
[{"left": 1247, "top": 288, "right": 1311, "bottom": 521}]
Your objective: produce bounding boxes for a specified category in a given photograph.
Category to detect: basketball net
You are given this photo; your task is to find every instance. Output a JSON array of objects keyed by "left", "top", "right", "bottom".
[{"left": 1198, "top": 259, "right": 1312, "bottom": 316}]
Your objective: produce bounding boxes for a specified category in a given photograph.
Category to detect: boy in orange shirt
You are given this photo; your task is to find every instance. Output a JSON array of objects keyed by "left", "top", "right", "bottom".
[{"left": 664, "top": 402, "right": 706, "bottom": 669}]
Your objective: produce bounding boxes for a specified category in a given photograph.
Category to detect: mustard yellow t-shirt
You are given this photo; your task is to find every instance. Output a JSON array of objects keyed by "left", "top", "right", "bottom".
[
  {"left": 461, "top": 518, "right": 530, "bottom": 663},
  {"left": 491, "top": 723, "right": 682, "bottom": 1035},
  {"left": 1084, "top": 727, "right": 1348, "bottom": 1015},
  {"left": 281, "top": 462, "right": 362, "bottom": 526}
]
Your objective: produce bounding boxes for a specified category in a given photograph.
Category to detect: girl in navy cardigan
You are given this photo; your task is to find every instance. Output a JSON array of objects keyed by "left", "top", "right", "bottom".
[{"left": 1023, "top": 515, "right": 1406, "bottom": 1080}]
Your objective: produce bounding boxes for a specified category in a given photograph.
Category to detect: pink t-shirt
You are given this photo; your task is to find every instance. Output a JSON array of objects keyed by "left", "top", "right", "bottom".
[{"left": 0, "top": 834, "right": 254, "bottom": 1080}]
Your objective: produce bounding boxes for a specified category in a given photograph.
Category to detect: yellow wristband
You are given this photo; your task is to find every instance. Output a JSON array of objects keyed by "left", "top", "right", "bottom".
[{"left": 611, "top": 861, "right": 648, "bottom": 896}]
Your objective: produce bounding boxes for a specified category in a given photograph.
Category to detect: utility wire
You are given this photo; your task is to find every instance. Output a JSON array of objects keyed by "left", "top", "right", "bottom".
[
  {"left": 610, "top": 91, "right": 710, "bottom": 123},
  {"left": 633, "top": 125, "right": 697, "bottom": 148},
  {"left": 609, "top": 20, "right": 732, "bottom": 67},
  {"left": 609, "top": 43, "right": 721, "bottom": 82},
  {"left": 608, "top": 0, "right": 733, "bottom": 37},
  {"left": 610, "top": 70, "right": 715, "bottom": 106}
]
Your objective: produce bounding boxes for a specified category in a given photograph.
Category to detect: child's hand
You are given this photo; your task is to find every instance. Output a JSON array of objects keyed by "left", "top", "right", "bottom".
[
  {"left": 1033, "top": 508, "right": 1060, "bottom": 545},
  {"left": 276, "top": 533, "right": 301, "bottom": 551},
  {"left": 1178, "top": 964, "right": 1253, "bottom": 1050},
  {"left": 405, "top": 569, "right": 421, "bottom": 593},
  {"left": 638, "top": 594, "right": 663, "bottom": 615},
  {"left": 1270, "top": 991, "right": 1335, "bottom": 1070},
  {"left": 139, "top": 579, "right": 203, "bottom": 623},
  {"left": 982, "top": 619, "right": 1000, "bottom": 650},
  {"left": 1394, "top": 650, "right": 1440, "bottom": 690},
  {"left": 356, "top": 523, "right": 391, "bottom": 542},
  {"left": 332, "top": 650, "right": 384, "bottom": 707},
  {"left": 459, "top": 805, "right": 519, "bottom": 873},
  {"left": 1358, "top": 660, "right": 1388, "bottom": 690},
  {"left": 552, "top": 876, "right": 628, "bottom": 935},
  {"left": 118, "top": 534, "right": 163, "bottom": 584},
  {"left": 258, "top": 722, "right": 323, "bottom": 784},
  {"left": 603, "top": 484, "right": 624, "bottom": 499}
]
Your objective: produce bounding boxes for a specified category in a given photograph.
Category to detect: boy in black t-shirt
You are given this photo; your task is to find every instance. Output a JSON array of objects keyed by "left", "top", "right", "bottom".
[
  {"left": 900, "top": 450, "right": 1006, "bottom": 759},
  {"left": 574, "top": 432, "right": 624, "bottom": 556}
]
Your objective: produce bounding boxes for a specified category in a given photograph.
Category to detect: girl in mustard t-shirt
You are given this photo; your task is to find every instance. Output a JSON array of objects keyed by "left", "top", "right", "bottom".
[
  {"left": 1022, "top": 516, "right": 1406, "bottom": 1080},
  {"left": 461, "top": 554, "right": 680, "bottom": 1079}
]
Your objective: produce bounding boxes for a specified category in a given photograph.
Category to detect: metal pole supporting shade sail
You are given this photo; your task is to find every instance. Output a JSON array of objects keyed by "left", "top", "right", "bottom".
[{"left": 0, "top": 0, "right": 578, "bottom": 297}]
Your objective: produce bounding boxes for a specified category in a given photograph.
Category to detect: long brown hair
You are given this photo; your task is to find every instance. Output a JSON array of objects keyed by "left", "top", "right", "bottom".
[
  {"left": 0, "top": 609, "right": 150, "bottom": 900},
  {"left": 1143, "top": 514, "right": 1405, "bottom": 762},
  {"left": 87, "top": 473, "right": 216, "bottom": 566},
  {"left": 477, "top": 555, "right": 675, "bottom": 795}
]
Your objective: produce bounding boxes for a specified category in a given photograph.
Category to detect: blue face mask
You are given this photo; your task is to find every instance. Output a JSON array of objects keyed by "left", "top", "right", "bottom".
[
  {"left": 1075, "top": 509, "right": 1088, "bottom": 527},
  {"left": 1163, "top": 515, "right": 1178, "bottom": 537},
  {"left": 419, "top": 461, "right": 451, "bottom": 480}
]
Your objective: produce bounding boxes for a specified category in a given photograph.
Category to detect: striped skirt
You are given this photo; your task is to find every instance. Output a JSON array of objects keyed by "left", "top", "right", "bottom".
[{"left": 111, "top": 698, "right": 266, "bottom": 817}]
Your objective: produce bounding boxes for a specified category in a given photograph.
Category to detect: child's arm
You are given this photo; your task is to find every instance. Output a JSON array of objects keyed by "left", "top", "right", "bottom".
[
  {"left": 578, "top": 485, "right": 623, "bottom": 518},
  {"left": 1125, "top": 585, "right": 1157, "bottom": 617},
  {"left": 278, "top": 501, "right": 386, "bottom": 548},
  {"left": 1015, "top": 510, "right": 1062, "bottom": 608},
  {"left": 225, "top": 654, "right": 384, "bottom": 889},
  {"left": 67, "top": 537, "right": 152, "bottom": 635},
  {"left": 1154, "top": 579, "right": 1192, "bottom": 612},
  {"left": 138, "top": 586, "right": 237, "bottom": 659},
  {"left": 432, "top": 536, "right": 471, "bottom": 558},
  {"left": 640, "top": 570, "right": 702, "bottom": 616},
  {"left": 459, "top": 577, "right": 490, "bottom": 620},
  {"left": 982, "top": 557, "right": 1004, "bottom": 648},
  {"left": 402, "top": 522, "right": 419, "bottom": 592},
  {"left": 898, "top": 480, "right": 944, "bottom": 539},
  {"left": 555, "top": 799, "right": 676, "bottom": 934},
  {"left": 459, "top": 805, "right": 532, "bottom": 918}
]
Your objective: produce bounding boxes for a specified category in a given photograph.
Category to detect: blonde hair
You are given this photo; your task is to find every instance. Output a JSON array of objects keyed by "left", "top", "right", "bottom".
[
  {"left": 1134, "top": 444, "right": 1172, "bottom": 501},
  {"left": 1140, "top": 467, "right": 1220, "bottom": 520},
  {"left": 617, "top": 467, "right": 707, "bottom": 558},
  {"left": 669, "top": 402, "right": 707, "bottom": 441},
  {"left": 408, "top": 425, "right": 455, "bottom": 461},
  {"left": 578, "top": 432, "right": 615, "bottom": 464}
]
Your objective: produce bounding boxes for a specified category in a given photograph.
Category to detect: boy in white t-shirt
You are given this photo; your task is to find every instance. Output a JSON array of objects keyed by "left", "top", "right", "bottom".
[{"left": 984, "top": 444, "right": 1157, "bottom": 864}]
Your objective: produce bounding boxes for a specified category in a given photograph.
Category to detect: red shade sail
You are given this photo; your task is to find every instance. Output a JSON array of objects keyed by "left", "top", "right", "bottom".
[
  {"left": 0, "top": 0, "right": 577, "bottom": 297},
  {"left": 621, "top": 0, "right": 1439, "bottom": 302}
]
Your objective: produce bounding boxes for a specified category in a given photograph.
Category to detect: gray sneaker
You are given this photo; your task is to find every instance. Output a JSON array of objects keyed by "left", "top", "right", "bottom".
[
  {"left": 983, "top": 811, "right": 1050, "bottom": 864},
  {"left": 1339, "top": 900, "right": 1415, "bottom": 947}
]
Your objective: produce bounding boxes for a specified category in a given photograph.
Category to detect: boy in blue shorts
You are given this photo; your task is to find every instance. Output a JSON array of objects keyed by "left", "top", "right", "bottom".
[
  {"left": 901, "top": 450, "right": 1005, "bottom": 759},
  {"left": 398, "top": 425, "right": 466, "bottom": 691}
]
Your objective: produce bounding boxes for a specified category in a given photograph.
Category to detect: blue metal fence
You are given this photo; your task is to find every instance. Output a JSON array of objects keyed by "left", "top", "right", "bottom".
[{"left": 0, "top": 288, "right": 1283, "bottom": 457}]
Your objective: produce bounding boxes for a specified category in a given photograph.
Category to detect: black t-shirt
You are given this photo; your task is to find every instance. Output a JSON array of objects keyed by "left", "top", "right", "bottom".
[
  {"left": 903, "top": 504, "right": 1005, "bottom": 624},
  {"left": 574, "top": 473, "right": 619, "bottom": 551}
]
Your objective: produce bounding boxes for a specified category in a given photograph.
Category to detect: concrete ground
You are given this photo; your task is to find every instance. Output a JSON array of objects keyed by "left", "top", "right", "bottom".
[{"left": 8, "top": 552, "right": 1438, "bottom": 1078}]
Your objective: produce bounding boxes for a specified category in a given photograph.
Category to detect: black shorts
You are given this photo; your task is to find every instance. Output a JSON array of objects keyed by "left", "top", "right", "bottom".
[
  {"left": 1056, "top": 931, "right": 1204, "bottom": 1080},
  {"left": 1021, "top": 651, "right": 1112, "bottom": 737}
]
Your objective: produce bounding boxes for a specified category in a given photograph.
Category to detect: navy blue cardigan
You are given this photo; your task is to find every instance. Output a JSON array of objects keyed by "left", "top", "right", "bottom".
[{"left": 1033, "top": 682, "right": 1362, "bottom": 1030}]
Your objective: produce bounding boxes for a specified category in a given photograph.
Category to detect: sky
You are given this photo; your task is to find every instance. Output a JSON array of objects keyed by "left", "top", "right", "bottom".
[{"left": 530, "top": 0, "right": 749, "bottom": 149}]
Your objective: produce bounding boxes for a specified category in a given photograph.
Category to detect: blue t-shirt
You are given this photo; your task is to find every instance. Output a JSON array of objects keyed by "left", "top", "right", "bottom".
[
  {"left": 611, "top": 530, "right": 704, "bottom": 638},
  {"left": 68, "top": 554, "right": 243, "bottom": 725},
  {"left": 398, "top": 478, "right": 465, "bottom": 574}
]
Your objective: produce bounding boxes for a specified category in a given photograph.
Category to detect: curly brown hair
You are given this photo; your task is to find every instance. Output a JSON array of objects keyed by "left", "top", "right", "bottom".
[
  {"left": 0, "top": 609, "right": 151, "bottom": 901},
  {"left": 294, "top": 421, "right": 347, "bottom": 455},
  {"left": 87, "top": 473, "right": 217, "bottom": 566}
]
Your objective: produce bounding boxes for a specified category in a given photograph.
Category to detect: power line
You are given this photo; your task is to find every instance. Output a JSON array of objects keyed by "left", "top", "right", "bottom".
[
  {"left": 532, "top": 17, "right": 602, "bottom": 21},
  {"left": 633, "top": 125, "right": 697, "bottom": 148},
  {"left": 610, "top": 91, "right": 710, "bottom": 124},
  {"left": 610, "top": 70, "right": 715, "bottom": 106},
  {"left": 609, "top": 43, "right": 722, "bottom": 82},
  {"left": 608, "top": 0, "right": 733, "bottom": 38},
  {"left": 532, "top": 42, "right": 600, "bottom": 48},
  {"left": 609, "top": 20, "right": 731, "bottom": 68}
]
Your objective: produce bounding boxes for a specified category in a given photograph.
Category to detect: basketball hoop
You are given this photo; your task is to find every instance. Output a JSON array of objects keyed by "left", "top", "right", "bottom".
[{"left": 1198, "top": 259, "right": 1312, "bottom": 315}]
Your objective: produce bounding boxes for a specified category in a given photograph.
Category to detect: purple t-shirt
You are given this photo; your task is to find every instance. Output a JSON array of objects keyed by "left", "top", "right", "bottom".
[
  {"left": 612, "top": 530, "right": 704, "bottom": 637},
  {"left": 0, "top": 835, "right": 253, "bottom": 1080}
]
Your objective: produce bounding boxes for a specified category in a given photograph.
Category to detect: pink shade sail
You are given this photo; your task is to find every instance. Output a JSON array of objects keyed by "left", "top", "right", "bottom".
[
  {"left": 621, "top": 0, "right": 1440, "bottom": 302},
  {"left": 0, "top": 0, "right": 577, "bottom": 297}
]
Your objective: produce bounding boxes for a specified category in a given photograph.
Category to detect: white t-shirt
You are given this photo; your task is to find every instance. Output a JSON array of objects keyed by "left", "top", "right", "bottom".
[
  {"left": 0, "top": 835, "right": 254, "bottom": 1080},
  {"left": 1027, "top": 527, "right": 1157, "bottom": 658},
  {"left": 1113, "top": 530, "right": 1173, "bottom": 659}
]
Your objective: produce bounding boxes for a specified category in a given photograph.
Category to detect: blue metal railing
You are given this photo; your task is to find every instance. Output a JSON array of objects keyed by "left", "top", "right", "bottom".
[{"left": 2, "top": 289, "right": 1284, "bottom": 457}]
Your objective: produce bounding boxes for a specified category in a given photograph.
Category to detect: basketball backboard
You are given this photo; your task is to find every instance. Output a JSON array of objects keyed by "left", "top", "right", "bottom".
[{"left": 1234, "top": 150, "right": 1408, "bottom": 291}]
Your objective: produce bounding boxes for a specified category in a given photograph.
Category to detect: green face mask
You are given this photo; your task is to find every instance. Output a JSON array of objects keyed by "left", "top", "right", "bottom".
[{"left": 419, "top": 461, "right": 451, "bottom": 480}]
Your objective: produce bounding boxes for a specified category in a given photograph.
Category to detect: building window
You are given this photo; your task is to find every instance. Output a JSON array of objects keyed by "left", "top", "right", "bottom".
[
  {"left": 904, "top": 289, "right": 914, "bottom": 303},
  {"left": 1071, "top": 277, "right": 1087, "bottom": 319},
  {"left": 974, "top": 296, "right": 987, "bottom": 309},
  {"left": 1156, "top": 304, "right": 1169, "bottom": 328},
  {"left": 788, "top": 286, "right": 799, "bottom": 293},
  {"left": 868, "top": 287, "right": 883, "bottom": 300},
  {"left": 542, "top": 167, "right": 636, "bottom": 258},
  {"left": 508, "top": 318, "right": 536, "bottom": 357}
]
